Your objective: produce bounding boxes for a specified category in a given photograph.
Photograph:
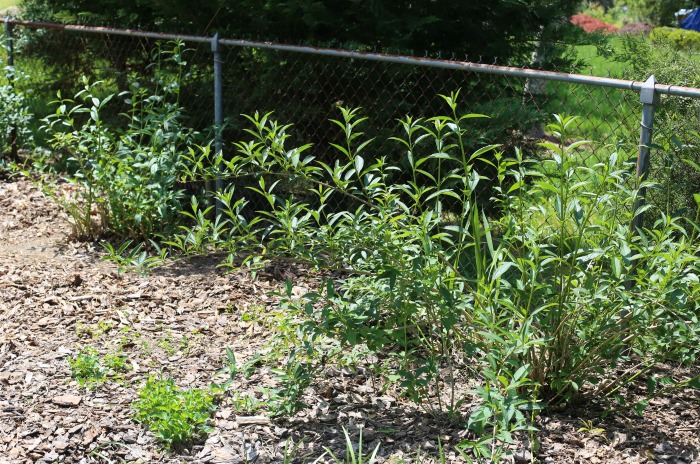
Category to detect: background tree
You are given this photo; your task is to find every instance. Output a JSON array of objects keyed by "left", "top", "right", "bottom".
[
  {"left": 20, "top": 0, "right": 581, "bottom": 64},
  {"left": 623, "top": 0, "right": 696, "bottom": 26},
  {"left": 17, "top": 0, "right": 586, "bottom": 208}
]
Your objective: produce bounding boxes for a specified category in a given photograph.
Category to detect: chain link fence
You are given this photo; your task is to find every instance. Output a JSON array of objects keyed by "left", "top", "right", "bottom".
[{"left": 3, "top": 18, "right": 700, "bottom": 225}]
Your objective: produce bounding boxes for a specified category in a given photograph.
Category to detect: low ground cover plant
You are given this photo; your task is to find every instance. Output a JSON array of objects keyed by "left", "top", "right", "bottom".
[
  {"left": 68, "top": 346, "right": 130, "bottom": 388},
  {"left": 132, "top": 376, "right": 217, "bottom": 450}
]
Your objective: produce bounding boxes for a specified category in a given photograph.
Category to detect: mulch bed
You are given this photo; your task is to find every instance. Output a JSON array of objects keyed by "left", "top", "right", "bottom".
[
  {"left": 1, "top": 176, "right": 699, "bottom": 463},
  {"left": 618, "top": 22, "right": 654, "bottom": 35}
]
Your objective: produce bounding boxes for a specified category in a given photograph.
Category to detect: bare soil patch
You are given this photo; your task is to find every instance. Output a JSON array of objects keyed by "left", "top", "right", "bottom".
[{"left": 1, "top": 176, "right": 699, "bottom": 463}]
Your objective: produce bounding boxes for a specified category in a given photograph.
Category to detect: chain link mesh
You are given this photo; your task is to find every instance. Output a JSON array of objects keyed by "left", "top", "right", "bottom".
[{"left": 6, "top": 22, "right": 700, "bottom": 227}]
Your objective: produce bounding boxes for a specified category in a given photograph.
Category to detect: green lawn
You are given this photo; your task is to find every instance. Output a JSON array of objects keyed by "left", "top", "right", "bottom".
[
  {"left": 544, "top": 37, "right": 638, "bottom": 148},
  {"left": 0, "top": 0, "right": 18, "bottom": 11},
  {"left": 574, "top": 37, "right": 631, "bottom": 79}
]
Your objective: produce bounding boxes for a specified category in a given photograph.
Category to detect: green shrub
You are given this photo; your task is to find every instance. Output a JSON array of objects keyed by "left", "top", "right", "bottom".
[
  {"left": 132, "top": 377, "right": 216, "bottom": 450},
  {"left": 650, "top": 26, "right": 700, "bottom": 50},
  {"left": 0, "top": 37, "right": 33, "bottom": 158},
  {"left": 618, "top": 34, "right": 700, "bottom": 218},
  {"left": 39, "top": 41, "right": 199, "bottom": 240},
  {"left": 176, "top": 100, "right": 700, "bottom": 459}
]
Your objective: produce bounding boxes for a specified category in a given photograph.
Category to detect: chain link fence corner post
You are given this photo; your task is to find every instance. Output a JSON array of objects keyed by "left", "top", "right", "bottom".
[
  {"left": 632, "top": 75, "right": 660, "bottom": 233},
  {"left": 4, "top": 17, "right": 17, "bottom": 161},
  {"left": 211, "top": 32, "right": 224, "bottom": 219}
]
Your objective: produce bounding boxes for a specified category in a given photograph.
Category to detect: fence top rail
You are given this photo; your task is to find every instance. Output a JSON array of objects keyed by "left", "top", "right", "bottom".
[{"left": 5, "top": 17, "right": 700, "bottom": 99}]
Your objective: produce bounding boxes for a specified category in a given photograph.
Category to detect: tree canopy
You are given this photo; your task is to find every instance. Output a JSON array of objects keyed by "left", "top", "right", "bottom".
[{"left": 20, "top": 0, "right": 582, "bottom": 65}]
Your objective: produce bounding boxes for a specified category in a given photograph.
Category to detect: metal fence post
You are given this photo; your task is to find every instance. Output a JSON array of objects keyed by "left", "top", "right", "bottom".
[
  {"left": 4, "top": 17, "right": 17, "bottom": 160},
  {"left": 632, "top": 75, "right": 660, "bottom": 232},
  {"left": 212, "top": 32, "right": 224, "bottom": 218}
]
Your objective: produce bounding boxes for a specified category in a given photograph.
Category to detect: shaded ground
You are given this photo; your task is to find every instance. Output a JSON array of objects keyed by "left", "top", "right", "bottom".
[{"left": 1, "top": 176, "right": 699, "bottom": 463}]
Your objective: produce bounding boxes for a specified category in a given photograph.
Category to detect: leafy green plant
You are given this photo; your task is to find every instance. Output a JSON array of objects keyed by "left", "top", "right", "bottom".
[
  {"left": 458, "top": 365, "right": 538, "bottom": 461},
  {"left": 39, "top": 41, "right": 200, "bottom": 241},
  {"left": 68, "top": 346, "right": 104, "bottom": 387},
  {"left": 171, "top": 94, "right": 700, "bottom": 463},
  {"left": 267, "top": 349, "right": 314, "bottom": 416},
  {"left": 117, "top": 325, "right": 141, "bottom": 349},
  {"left": 132, "top": 377, "right": 217, "bottom": 450},
  {"left": 68, "top": 346, "right": 130, "bottom": 388},
  {"left": 101, "top": 239, "right": 168, "bottom": 275},
  {"left": 214, "top": 346, "right": 239, "bottom": 389},
  {"left": 103, "top": 353, "right": 130, "bottom": 373},
  {"left": 577, "top": 418, "right": 607, "bottom": 437}
]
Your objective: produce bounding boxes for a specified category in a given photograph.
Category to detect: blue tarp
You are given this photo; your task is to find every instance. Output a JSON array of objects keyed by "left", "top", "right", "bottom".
[{"left": 681, "top": 8, "right": 700, "bottom": 32}]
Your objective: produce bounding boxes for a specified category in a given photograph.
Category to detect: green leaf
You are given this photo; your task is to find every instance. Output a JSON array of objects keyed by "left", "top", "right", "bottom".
[
  {"left": 469, "top": 144, "right": 501, "bottom": 162},
  {"left": 646, "top": 375, "right": 657, "bottom": 395},
  {"left": 354, "top": 155, "right": 364, "bottom": 175},
  {"left": 512, "top": 365, "right": 529, "bottom": 383},
  {"left": 634, "top": 400, "right": 649, "bottom": 415}
]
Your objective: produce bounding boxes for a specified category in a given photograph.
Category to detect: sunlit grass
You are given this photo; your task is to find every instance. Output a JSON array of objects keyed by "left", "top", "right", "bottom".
[
  {"left": 574, "top": 37, "right": 631, "bottom": 79},
  {"left": 546, "top": 37, "right": 638, "bottom": 146},
  {"left": 0, "top": 0, "right": 18, "bottom": 11}
]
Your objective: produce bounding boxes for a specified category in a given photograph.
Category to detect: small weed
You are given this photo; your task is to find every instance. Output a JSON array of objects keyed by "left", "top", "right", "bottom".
[
  {"left": 75, "top": 321, "right": 114, "bottom": 339},
  {"left": 281, "top": 437, "right": 305, "bottom": 464},
  {"left": 214, "top": 347, "right": 239, "bottom": 388},
  {"left": 132, "top": 377, "right": 217, "bottom": 449},
  {"left": 212, "top": 348, "right": 264, "bottom": 414},
  {"left": 103, "top": 353, "right": 130, "bottom": 373},
  {"left": 96, "top": 321, "right": 114, "bottom": 335},
  {"left": 68, "top": 346, "right": 104, "bottom": 387},
  {"left": 75, "top": 323, "right": 94, "bottom": 339},
  {"left": 324, "top": 427, "right": 380, "bottom": 464},
  {"left": 178, "top": 332, "right": 200, "bottom": 356},
  {"left": 229, "top": 391, "right": 263, "bottom": 414},
  {"left": 157, "top": 333, "right": 177, "bottom": 356},
  {"left": 68, "top": 346, "right": 130, "bottom": 388},
  {"left": 577, "top": 418, "right": 608, "bottom": 441},
  {"left": 140, "top": 340, "right": 153, "bottom": 356},
  {"left": 102, "top": 240, "right": 168, "bottom": 276},
  {"left": 118, "top": 326, "right": 140, "bottom": 349}
]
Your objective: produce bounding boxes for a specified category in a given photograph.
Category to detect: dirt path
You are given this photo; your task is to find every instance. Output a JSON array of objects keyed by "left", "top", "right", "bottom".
[{"left": 1, "top": 176, "right": 699, "bottom": 463}]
